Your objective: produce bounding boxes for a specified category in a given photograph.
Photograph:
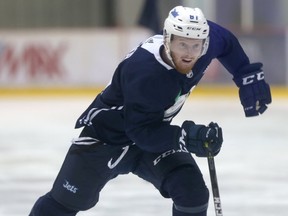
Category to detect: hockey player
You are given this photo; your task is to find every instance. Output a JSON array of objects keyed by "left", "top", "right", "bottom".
[{"left": 29, "top": 6, "right": 271, "bottom": 216}]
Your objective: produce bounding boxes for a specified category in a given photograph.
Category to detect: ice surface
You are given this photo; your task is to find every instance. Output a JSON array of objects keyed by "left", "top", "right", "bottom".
[{"left": 0, "top": 96, "right": 287, "bottom": 216}]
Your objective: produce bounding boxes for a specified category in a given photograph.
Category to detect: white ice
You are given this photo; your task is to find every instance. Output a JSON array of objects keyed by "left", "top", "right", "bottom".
[{"left": 0, "top": 95, "right": 288, "bottom": 216}]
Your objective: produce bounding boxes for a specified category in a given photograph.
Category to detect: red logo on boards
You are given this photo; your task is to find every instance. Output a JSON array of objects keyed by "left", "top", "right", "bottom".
[{"left": 0, "top": 42, "right": 67, "bottom": 80}]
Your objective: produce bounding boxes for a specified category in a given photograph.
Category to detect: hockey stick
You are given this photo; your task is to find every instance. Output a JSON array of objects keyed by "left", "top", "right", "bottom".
[{"left": 205, "top": 142, "right": 223, "bottom": 216}]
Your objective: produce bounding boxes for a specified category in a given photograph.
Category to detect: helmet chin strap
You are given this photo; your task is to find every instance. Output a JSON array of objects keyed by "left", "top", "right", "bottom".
[
  {"left": 201, "top": 36, "right": 210, "bottom": 56},
  {"left": 164, "top": 41, "right": 176, "bottom": 68}
]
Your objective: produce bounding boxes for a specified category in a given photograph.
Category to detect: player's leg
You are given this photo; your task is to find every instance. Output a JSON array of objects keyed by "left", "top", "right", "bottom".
[
  {"left": 133, "top": 150, "right": 209, "bottom": 216},
  {"left": 29, "top": 141, "right": 122, "bottom": 215},
  {"left": 29, "top": 192, "right": 78, "bottom": 216},
  {"left": 164, "top": 166, "right": 209, "bottom": 216}
]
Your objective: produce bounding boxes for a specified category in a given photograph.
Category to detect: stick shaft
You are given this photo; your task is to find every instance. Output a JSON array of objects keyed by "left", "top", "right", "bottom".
[{"left": 207, "top": 152, "right": 223, "bottom": 216}]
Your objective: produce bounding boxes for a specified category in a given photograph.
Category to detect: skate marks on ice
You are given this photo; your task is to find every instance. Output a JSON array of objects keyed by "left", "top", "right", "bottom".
[{"left": 0, "top": 97, "right": 287, "bottom": 216}]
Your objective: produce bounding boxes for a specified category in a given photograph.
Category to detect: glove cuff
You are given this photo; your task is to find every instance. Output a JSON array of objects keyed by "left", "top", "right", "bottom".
[
  {"left": 233, "top": 62, "right": 264, "bottom": 87},
  {"left": 181, "top": 121, "right": 204, "bottom": 140}
]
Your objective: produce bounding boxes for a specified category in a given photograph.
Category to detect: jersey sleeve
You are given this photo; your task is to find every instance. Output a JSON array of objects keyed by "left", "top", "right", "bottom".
[{"left": 208, "top": 21, "right": 251, "bottom": 77}]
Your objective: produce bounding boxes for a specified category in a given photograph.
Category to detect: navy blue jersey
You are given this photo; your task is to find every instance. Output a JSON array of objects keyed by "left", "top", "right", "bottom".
[{"left": 75, "top": 21, "right": 250, "bottom": 153}]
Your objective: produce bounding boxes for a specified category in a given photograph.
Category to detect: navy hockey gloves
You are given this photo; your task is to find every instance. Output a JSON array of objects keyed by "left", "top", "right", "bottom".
[
  {"left": 234, "top": 63, "right": 272, "bottom": 117},
  {"left": 180, "top": 121, "right": 223, "bottom": 157}
]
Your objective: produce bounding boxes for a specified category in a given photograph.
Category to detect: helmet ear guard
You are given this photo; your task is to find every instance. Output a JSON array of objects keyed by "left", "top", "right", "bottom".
[{"left": 201, "top": 36, "right": 210, "bottom": 56}]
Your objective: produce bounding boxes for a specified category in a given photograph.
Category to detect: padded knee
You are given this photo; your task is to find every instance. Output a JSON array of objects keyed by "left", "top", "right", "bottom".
[
  {"left": 29, "top": 192, "right": 78, "bottom": 216},
  {"left": 162, "top": 166, "right": 209, "bottom": 215}
]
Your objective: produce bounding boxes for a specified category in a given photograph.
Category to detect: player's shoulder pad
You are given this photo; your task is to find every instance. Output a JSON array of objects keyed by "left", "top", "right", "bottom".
[{"left": 140, "top": 35, "right": 173, "bottom": 70}]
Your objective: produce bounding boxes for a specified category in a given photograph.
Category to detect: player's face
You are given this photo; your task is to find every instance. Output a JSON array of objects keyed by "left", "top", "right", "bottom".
[{"left": 170, "top": 35, "right": 203, "bottom": 74}]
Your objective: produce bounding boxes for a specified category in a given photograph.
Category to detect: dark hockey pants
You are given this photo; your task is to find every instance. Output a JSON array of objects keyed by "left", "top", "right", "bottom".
[{"left": 29, "top": 142, "right": 209, "bottom": 216}]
